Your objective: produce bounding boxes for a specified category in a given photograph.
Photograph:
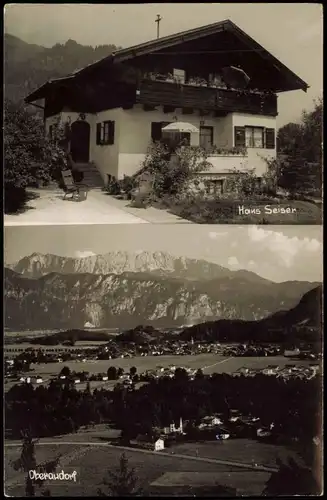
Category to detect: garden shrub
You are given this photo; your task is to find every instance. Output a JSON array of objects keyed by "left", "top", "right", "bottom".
[
  {"left": 4, "top": 99, "right": 68, "bottom": 213},
  {"left": 138, "top": 141, "right": 211, "bottom": 202}
]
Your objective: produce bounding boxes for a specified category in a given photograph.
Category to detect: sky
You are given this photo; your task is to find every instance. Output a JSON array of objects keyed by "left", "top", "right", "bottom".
[
  {"left": 4, "top": 3, "right": 323, "bottom": 127},
  {"left": 4, "top": 224, "right": 323, "bottom": 283}
]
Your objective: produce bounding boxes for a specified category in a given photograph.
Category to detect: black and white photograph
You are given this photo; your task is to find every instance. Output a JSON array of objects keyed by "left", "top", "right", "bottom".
[
  {"left": 4, "top": 3, "right": 322, "bottom": 225},
  {"left": 4, "top": 223, "right": 323, "bottom": 497},
  {"left": 2, "top": 3, "right": 324, "bottom": 499}
]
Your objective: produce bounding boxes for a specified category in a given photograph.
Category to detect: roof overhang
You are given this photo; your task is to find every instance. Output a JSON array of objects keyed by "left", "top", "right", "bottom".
[{"left": 24, "top": 75, "right": 77, "bottom": 103}]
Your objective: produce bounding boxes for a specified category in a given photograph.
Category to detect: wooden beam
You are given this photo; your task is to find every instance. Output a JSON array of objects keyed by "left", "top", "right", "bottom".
[
  {"left": 29, "top": 102, "right": 45, "bottom": 110},
  {"left": 214, "top": 110, "right": 228, "bottom": 117}
]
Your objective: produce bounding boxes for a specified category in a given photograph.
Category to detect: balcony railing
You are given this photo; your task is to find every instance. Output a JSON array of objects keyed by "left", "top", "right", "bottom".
[{"left": 135, "top": 79, "right": 277, "bottom": 116}]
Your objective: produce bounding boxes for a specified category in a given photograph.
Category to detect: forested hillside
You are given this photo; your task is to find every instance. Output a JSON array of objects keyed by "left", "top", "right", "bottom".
[{"left": 4, "top": 33, "right": 120, "bottom": 103}]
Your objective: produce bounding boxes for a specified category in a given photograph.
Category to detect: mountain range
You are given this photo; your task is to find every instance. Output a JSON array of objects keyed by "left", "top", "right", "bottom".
[
  {"left": 4, "top": 251, "right": 321, "bottom": 330},
  {"left": 4, "top": 34, "right": 120, "bottom": 103}
]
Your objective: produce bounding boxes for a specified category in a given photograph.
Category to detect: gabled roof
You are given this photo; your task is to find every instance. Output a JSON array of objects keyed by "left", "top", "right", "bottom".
[
  {"left": 25, "top": 19, "right": 308, "bottom": 103},
  {"left": 73, "top": 19, "right": 308, "bottom": 91}
]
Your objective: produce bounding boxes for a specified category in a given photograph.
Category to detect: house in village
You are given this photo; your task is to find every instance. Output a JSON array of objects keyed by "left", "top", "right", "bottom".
[
  {"left": 133, "top": 435, "right": 165, "bottom": 451},
  {"left": 25, "top": 20, "right": 308, "bottom": 195},
  {"left": 198, "top": 415, "right": 223, "bottom": 429}
]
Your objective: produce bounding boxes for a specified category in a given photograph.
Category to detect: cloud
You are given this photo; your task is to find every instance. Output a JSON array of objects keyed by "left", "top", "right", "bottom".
[
  {"left": 227, "top": 256, "right": 240, "bottom": 268},
  {"left": 247, "top": 226, "right": 322, "bottom": 267},
  {"left": 75, "top": 250, "right": 96, "bottom": 258},
  {"left": 208, "top": 231, "right": 228, "bottom": 240}
]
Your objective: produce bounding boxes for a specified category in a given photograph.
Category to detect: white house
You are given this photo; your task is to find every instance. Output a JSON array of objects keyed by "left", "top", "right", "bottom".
[
  {"left": 284, "top": 348, "right": 301, "bottom": 358},
  {"left": 199, "top": 415, "right": 223, "bottom": 428},
  {"left": 25, "top": 19, "right": 308, "bottom": 194},
  {"left": 134, "top": 435, "right": 165, "bottom": 451}
]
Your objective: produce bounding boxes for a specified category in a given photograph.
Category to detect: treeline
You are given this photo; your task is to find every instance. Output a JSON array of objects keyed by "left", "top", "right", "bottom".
[
  {"left": 6, "top": 370, "right": 321, "bottom": 445},
  {"left": 28, "top": 329, "right": 112, "bottom": 345}
]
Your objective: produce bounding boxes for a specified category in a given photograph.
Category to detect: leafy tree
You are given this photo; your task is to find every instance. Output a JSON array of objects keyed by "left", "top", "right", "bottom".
[
  {"left": 107, "top": 366, "right": 118, "bottom": 380},
  {"left": 273, "top": 98, "right": 323, "bottom": 196},
  {"left": 10, "top": 430, "right": 60, "bottom": 497},
  {"left": 97, "top": 453, "right": 142, "bottom": 497},
  {"left": 4, "top": 99, "right": 68, "bottom": 213},
  {"left": 174, "top": 367, "right": 189, "bottom": 384},
  {"left": 59, "top": 366, "right": 71, "bottom": 378},
  {"left": 195, "top": 368, "right": 205, "bottom": 380}
]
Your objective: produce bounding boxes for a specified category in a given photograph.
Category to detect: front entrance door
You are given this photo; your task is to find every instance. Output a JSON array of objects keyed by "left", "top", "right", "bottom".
[{"left": 70, "top": 120, "right": 90, "bottom": 163}]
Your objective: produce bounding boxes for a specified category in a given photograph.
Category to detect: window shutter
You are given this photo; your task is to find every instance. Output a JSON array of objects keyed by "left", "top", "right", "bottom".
[
  {"left": 265, "top": 128, "right": 275, "bottom": 149},
  {"left": 108, "top": 121, "right": 115, "bottom": 145},
  {"left": 234, "top": 126, "right": 245, "bottom": 147},
  {"left": 96, "top": 123, "right": 102, "bottom": 145},
  {"left": 151, "top": 122, "right": 163, "bottom": 142}
]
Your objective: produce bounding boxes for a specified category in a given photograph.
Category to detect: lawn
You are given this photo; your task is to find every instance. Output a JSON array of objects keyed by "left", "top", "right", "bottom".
[{"left": 159, "top": 198, "right": 322, "bottom": 224}]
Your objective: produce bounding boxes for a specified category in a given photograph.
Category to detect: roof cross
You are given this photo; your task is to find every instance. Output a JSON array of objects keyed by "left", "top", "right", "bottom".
[{"left": 155, "top": 14, "right": 162, "bottom": 39}]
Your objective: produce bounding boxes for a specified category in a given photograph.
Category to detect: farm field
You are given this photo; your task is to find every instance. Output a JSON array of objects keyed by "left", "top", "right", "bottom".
[
  {"left": 24, "top": 354, "right": 314, "bottom": 378},
  {"left": 4, "top": 437, "right": 279, "bottom": 497},
  {"left": 169, "top": 439, "right": 301, "bottom": 469},
  {"left": 5, "top": 354, "right": 316, "bottom": 393}
]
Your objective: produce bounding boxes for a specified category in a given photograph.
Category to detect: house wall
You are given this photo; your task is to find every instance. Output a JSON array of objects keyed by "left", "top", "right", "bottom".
[
  {"left": 45, "top": 107, "right": 277, "bottom": 181},
  {"left": 92, "top": 108, "right": 123, "bottom": 180},
  {"left": 44, "top": 113, "right": 63, "bottom": 135},
  {"left": 198, "top": 154, "right": 248, "bottom": 174},
  {"left": 116, "top": 105, "right": 236, "bottom": 179},
  {"left": 115, "top": 106, "right": 276, "bottom": 179},
  {"left": 45, "top": 109, "right": 123, "bottom": 181},
  {"left": 231, "top": 112, "right": 277, "bottom": 177}
]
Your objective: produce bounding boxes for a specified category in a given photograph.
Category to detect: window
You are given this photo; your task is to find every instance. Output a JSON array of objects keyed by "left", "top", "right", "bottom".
[
  {"left": 234, "top": 126, "right": 275, "bottom": 149},
  {"left": 96, "top": 120, "right": 115, "bottom": 145},
  {"left": 234, "top": 127, "right": 246, "bottom": 148},
  {"left": 206, "top": 180, "right": 224, "bottom": 196},
  {"left": 265, "top": 128, "right": 276, "bottom": 149},
  {"left": 151, "top": 122, "right": 171, "bottom": 142},
  {"left": 245, "top": 127, "right": 264, "bottom": 148},
  {"left": 200, "top": 126, "right": 213, "bottom": 150},
  {"left": 173, "top": 68, "right": 185, "bottom": 84}
]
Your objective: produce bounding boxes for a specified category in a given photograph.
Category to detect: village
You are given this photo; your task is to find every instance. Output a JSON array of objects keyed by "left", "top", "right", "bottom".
[{"left": 4, "top": 338, "right": 320, "bottom": 392}]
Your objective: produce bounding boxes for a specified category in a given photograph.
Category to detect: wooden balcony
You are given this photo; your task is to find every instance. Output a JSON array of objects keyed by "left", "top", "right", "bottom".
[{"left": 135, "top": 80, "right": 277, "bottom": 116}]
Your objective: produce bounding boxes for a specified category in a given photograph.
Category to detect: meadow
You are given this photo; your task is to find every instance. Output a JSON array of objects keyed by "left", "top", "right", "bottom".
[
  {"left": 26, "top": 354, "right": 313, "bottom": 378},
  {"left": 5, "top": 437, "right": 280, "bottom": 497}
]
